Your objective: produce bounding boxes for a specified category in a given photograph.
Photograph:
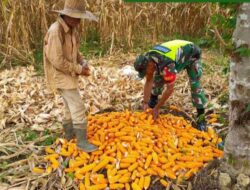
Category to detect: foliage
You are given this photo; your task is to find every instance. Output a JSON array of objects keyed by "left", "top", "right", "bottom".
[
  {"left": 39, "top": 135, "right": 58, "bottom": 146},
  {"left": 207, "top": 3, "right": 239, "bottom": 51},
  {"left": 246, "top": 104, "right": 250, "bottom": 112},
  {"left": 234, "top": 47, "right": 250, "bottom": 57}
]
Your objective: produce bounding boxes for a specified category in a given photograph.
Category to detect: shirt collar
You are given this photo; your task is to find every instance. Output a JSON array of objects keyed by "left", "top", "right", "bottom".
[{"left": 58, "top": 16, "right": 70, "bottom": 33}]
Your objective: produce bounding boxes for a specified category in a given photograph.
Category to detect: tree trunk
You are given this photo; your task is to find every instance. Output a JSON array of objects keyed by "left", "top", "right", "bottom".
[{"left": 223, "top": 3, "right": 250, "bottom": 177}]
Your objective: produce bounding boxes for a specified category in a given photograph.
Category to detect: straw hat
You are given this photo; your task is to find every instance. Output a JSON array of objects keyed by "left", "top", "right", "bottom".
[{"left": 51, "top": 0, "right": 98, "bottom": 22}]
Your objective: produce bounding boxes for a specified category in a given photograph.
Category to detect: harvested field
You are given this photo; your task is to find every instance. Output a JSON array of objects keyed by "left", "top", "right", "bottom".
[{"left": 0, "top": 51, "right": 229, "bottom": 189}]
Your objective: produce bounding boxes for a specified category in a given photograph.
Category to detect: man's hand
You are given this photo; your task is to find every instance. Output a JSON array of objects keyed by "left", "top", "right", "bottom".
[
  {"left": 152, "top": 107, "right": 159, "bottom": 121},
  {"left": 81, "top": 65, "right": 90, "bottom": 76},
  {"left": 79, "top": 59, "right": 91, "bottom": 76},
  {"left": 80, "top": 59, "right": 88, "bottom": 66},
  {"left": 143, "top": 102, "right": 149, "bottom": 112}
]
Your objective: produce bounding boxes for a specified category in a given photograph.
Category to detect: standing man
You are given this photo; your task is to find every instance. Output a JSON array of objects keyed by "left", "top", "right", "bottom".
[
  {"left": 43, "top": 0, "right": 98, "bottom": 152},
  {"left": 134, "top": 40, "right": 207, "bottom": 131}
]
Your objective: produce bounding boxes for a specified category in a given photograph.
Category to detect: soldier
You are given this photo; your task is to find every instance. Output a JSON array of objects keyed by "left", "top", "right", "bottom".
[
  {"left": 134, "top": 40, "right": 207, "bottom": 131},
  {"left": 43, "top": 0, "right": 98, "bottom": 152}
]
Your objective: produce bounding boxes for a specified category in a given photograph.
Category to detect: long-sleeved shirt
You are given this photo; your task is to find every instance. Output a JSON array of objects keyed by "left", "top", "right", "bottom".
[
  {"left": 43, "top": 16, "right": 84, "bottom": 90},
  {"left": 147, "top": 42, "right": 202, "bottom": 95}
]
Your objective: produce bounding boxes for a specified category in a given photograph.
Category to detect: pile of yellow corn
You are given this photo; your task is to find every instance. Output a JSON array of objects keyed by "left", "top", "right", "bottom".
[
  {"left": 207, "top": 113, "right": 220, "bottom": 124},
  {"left": 33, "top": 111, "right": 223, "bottom": 190}
]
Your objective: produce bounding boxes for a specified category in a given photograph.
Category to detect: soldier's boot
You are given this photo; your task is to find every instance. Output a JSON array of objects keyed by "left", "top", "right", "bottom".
[
  {"left": 148, "top": 94, "right": 158, "bottom": 108},
  {"left": 196, "top": 108, "right": 207, "bottom": 131}
]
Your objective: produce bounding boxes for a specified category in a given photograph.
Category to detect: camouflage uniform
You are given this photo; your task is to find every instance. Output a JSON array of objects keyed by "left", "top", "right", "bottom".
[{"left": 147, "top": 40, "right": 207, "bottom": 109}]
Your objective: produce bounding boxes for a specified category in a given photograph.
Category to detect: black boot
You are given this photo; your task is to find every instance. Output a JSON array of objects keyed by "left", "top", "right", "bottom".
[
  {"left": 73, "top": 122, "right": 98, "bottom": 152},
  {"left": 62, "top": 121, "right": 74, "bottom": 140},
  {"left": 196, "top": 108, "right": 207, "bottom": 131},
  {"left": 148, "top": 94, "right": 158, "bottom": 108}
]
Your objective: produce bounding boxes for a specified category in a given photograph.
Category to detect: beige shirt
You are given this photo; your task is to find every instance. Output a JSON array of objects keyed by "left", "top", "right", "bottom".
[{"left": 43, "top": 17, "right": 83, "bottom": 90}]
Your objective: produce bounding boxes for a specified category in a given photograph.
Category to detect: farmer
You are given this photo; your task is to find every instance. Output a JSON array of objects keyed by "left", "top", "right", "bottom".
[
  {"left": 43, "top": 0, "right": 98, "bottom": 152},
  {"left": 134, "top": 40, "right": 207, "bottom": 131}
]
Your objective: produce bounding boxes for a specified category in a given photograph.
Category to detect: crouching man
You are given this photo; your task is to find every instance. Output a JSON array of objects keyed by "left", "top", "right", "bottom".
[{"left": 134, "top": 40, "right": 207, "bottom": 131}]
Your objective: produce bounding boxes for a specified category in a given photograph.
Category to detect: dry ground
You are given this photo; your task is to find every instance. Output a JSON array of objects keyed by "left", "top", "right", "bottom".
[{"left": 0, "top": 50, "right": 228, "bottom": 189}]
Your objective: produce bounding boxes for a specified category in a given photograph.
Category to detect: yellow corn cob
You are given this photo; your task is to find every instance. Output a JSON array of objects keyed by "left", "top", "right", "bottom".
[
  {"left": 138, "top": 176, "right": 144, "bottom": 189},
  {"left": 78, "top": 163, "right": 96, "bottom": 174},
  {"left": 32, "top": 167, "right": 45, "bottom": 174},
  {"left": 144, "top": 155, "right": 152, "bottom": 169},
  {"left": 86, "top": 184, "right": 108, "bottom": 190},
  {"left": 152, "top": 152, "right": 158, "bottom": 165},
  {"left": 125, "top": 183, "right": 131, "bottom": 190},
  {"left": 160, "top": 179, "right": 169, "bottom": 187},
  {"left": 144, "top": 176, "right": 151, "bottom": 190},
  {"left": 109, "top": 183, "right": 124, "bottom": 189},
  {"left": 132, "top": 182, "right": 142, "bottom": 190},
  {"left": 85, "top": 172, "right": 90, "bottom": 187}
]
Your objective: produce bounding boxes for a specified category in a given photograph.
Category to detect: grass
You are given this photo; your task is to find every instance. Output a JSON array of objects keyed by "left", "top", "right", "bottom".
[
  {"left": 17, "top": 129, "right": 39, "bottom": 141},
  {"left": 243, "top": 160, "right": 249, "bottom": 168},
  {"left": 67, "top": 172, "right": 75, "bottom": 180},
  {"left": 33, "top": 45, "right": 44, "bottom": 76},
  {"left": 227, "top": 153, "right": 236, "bottom": 166},
  {"left": 80, "top": 28, "right": 109, "bottom": 58},
  {"left": 0, "top": 161, "right": 8, "bottom": 170},
  {"left": 38, "top": 135, "right": 58, "bottom": 146},
  {"left": 218, "top": 91, "right": 229, "bottom": 105},
  {"left": 16, "top": 128, "right": 59, "bottom": 146},
  {"left": 202, "top": 51, "right": 229, "bottom": 75}
]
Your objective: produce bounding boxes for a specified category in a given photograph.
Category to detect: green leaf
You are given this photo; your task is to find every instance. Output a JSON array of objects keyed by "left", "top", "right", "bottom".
[
  {"left": 67, "top": 173, "right": 74, "bottom": 180},
  {"left": 222, "top": 66, "right": 230, "bottom": 75},
  {"left": 197, "top": 38, "right": 213, "bottom": 48},
  {"left": 246, "top": 104, "right": 250, "bottom": 112},
  {"left": 0, "top": 161, "right": 8, "bottom": 169},
  {"left": 235, "top": 47, "right": 250, "bottom": 57},
  {"left": 39, "top": 136, "right": 57, "bottom": 146},
  {"left": 25, "top": 131, "right": 38, "bottom": 141},
  {"left": 219, "top": 116, "right": 226, "bottom": 125},
  {"left": 226, "top": 16, "right": 237, "bottom": 28},
  {"left": 211, "top": 15, "right": 218, "bottom": 25},
  {"left": 43, "top": 129, "right": 50, "bottom": 136},
  {"left": 63, "top": 161, "right": 69, "bottom": 168},
  {"left": 207, "top": 103, "right": 214, "bottom": 109}
]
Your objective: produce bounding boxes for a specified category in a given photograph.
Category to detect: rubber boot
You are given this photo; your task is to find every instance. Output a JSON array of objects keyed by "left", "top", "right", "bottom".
[
  {"left": 73, "top": 123, "right": 98, "bottom": 152},
  {"left": 62, "top": 121, "right": 74, "bottom": 140},
  {"left": 196, "top": 120, "right": 207, "bottom": 131}
]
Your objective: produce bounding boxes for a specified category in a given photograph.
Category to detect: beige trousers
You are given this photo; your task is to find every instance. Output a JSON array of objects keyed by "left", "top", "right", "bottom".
[{"left": 59, "top": 89, "right": 86, "bottom": 125}]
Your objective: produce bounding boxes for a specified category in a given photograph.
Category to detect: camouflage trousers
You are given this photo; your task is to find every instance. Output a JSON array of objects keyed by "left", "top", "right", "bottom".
[
  {"left": 152, "top": 59, "right": 207, "bottom": 109},
  {"left": 186, "top": 60, "right": 207, "bottom": 109}
]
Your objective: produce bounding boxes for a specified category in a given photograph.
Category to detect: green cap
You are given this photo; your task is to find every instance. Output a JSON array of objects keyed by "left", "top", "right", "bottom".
[{"left": 134, "top": 54, "right": 149, "bottom": 78}]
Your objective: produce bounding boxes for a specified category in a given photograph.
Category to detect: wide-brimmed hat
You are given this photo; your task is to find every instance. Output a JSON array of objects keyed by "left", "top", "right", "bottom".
[{"left": 51, "top": 0, "right": 98, "bottom": 22}]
